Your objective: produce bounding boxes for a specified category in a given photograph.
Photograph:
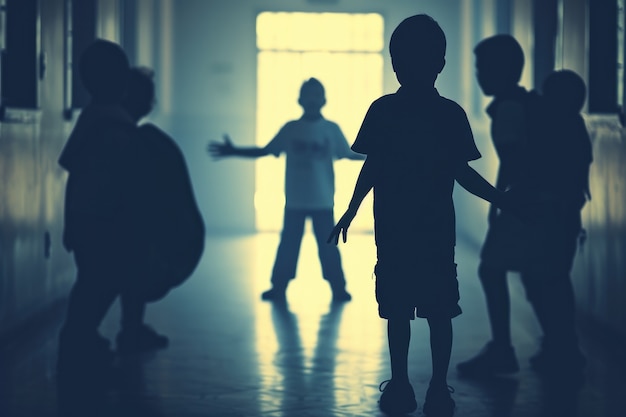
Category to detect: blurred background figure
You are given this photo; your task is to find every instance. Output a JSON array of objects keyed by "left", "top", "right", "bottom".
[{"left": 208, "top": 78, "right": 364, "bottom": 303}]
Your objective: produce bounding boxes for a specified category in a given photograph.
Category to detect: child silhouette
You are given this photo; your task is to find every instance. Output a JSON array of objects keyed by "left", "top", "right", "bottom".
[
  {"left": 57, "top": 39, "right": 136, "bottom": 412},
  {"left": 117, "top": 67, "right": 205, "bottom": 354},
  {"left": 328, "top": 15, "right": 512, "bottom": 416},
  {"left": 209, "top": 78, "right": 364, "bottom": 302},
  {"left": 456, "top": 36, "right": 590, "bottom": 382}
]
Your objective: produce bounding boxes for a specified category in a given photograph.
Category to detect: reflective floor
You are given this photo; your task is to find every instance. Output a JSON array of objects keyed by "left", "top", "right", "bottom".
[{"left": 1, "top": 232, "right": 624, "bottom": 416}]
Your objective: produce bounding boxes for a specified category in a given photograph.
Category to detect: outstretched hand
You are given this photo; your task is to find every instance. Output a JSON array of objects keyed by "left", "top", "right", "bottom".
[
  {"left": 207, "top": 134, "right": 235, "bottom": 159},
  {"left": 327, "top": 210, "right": 356, "bottom": 245}
]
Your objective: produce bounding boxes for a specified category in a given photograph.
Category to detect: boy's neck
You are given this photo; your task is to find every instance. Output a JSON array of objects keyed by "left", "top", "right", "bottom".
[{"left": 302, "top": 111, "right": 323, "bottom": 121}]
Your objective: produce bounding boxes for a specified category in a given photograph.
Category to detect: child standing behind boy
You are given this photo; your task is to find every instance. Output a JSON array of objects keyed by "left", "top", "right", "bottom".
[
  {"left": 329, "top": 15, "right": 512, "bottom": 416},
  {"left": 456, "top": 37, "right": 589, "bottom": 381},
  {"left": 209, "top": 78, "right": 364, "bottom": 302}
]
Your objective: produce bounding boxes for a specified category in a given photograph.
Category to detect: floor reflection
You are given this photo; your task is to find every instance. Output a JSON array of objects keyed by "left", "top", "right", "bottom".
[
  {"left": 0, "top": 233, "right": 624, "bottom": 416},
  {"left": 261, "top": 301, "right": 345, "bottom": 416}
]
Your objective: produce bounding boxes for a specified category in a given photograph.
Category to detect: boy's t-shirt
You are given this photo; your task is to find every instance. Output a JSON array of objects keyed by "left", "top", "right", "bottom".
[
  {"left": 265, "top": 117, "right": 354, "bottom": 210},
  {"left": 58, "top": 104, "right": 138, "bottom": 252},
  {"left": 352, "top": 87, "right": 481, "bottom": 260}
]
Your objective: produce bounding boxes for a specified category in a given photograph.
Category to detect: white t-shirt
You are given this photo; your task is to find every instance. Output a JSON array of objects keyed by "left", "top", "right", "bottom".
[{"left": 264, "top": 117, "right": 354, "bottom": 209}]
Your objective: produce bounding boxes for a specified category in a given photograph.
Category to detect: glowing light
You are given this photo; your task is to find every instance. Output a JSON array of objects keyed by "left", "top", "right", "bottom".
[{"left": 255, "top": 12, "right": 383, "bottom": 231}]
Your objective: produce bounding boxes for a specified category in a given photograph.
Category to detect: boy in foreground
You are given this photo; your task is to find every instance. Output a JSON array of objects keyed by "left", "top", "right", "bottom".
[{"left": 328, "top": 15, "right": 514, "bottom": 416}]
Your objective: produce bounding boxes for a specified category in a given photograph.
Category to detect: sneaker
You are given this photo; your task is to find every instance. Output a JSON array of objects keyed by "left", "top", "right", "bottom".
[
  {"left": 116, "top": 324, "right": 169, "bottom": 354},
  {"left": 378, "top": 379, "right": 418, "bottom": 415},
  {"left": 332, "top": 289, "right": 352, "bottom": 302},
  {"left": 423, "top": 384, "right": 455, "bottom": 416},
  {"left": 456, "top": 341, "right": 519, "bottom": 376},
  {"left": 261, "top": 288, "right": 286, "bottom": 301}
]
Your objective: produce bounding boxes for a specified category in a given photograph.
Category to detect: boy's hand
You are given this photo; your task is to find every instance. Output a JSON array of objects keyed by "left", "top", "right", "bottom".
[
  {"left": 488, "top": 204, "right": 498, "bottom": 225},
  {"left": 498, "top": 188, "right": 534, "bottom": 223},
  {"left": 207, "top": 134, "right": 235, "bottom": 158},
  {"left": 327, "top": 210, "right": 356, "bottom": 245}
]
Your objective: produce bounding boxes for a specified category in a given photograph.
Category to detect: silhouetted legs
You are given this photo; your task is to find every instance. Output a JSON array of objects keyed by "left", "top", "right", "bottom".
[
  {"left": 428, "top": 317, "right": 453, "bottom": 388},
  {"left": 522, "top": 213, "right": 584, "bottom": 376},
  {"left": 118, "top": 295, "right": 169, "bottom": 354},
  {"left": 387, "top": 318, "right": 453, "bottom": 388},
  {"left": 264, "top": 209, "right": 348, "bottom": 300},
  {"left": 57, "top": 244, "right": 122, "bottom": 416},
  {"left": 458, "top": 210, "right": 584, "bottom": 378},
  {"left": 456, "top": 262, "right": 519, "bottom": 376},
  {"left": 523, "top": 270, "right": 580, "bottom": 349},
  {"left": 388, "top": 319, "right": 411, "bottom": 383},
  {"left": 382, "top": 317, "right": 454, "bottom": 415},
  {"left": 268, "top": 209, "right": 306, "bottom": 295},
  {"left": 478, "top": 264, "right": 512, "bottom": 347},
  {"left": 120, "top": 295, "right": 146, "bottom": 331},
  {"left": 59, "top": 245, "right": 122, "bottom": 359},
  {"left": 310, "top": 210, "right": 348, "bottom": 298}
]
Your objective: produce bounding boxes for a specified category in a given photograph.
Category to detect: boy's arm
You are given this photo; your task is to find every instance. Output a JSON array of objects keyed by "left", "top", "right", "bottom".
[
  {"left": 328, "top": 157, "right": 375, "bottom": 244},
  {"left": 487, "top": 166, "right": 509, "bottom": 223},
  {"left": 455, "top": 162, "right": 509, "bottom": 211},
  {"left": 207, "top": 134, "right": 270, "bottom": 159},
  {"left": 347, "top": 151, "right": 367, "bottom": 161}
]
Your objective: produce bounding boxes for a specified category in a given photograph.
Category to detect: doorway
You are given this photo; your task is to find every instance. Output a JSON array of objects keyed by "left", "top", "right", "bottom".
[{"left": 255, "top": 11, "right": 384, "bottom": 231}]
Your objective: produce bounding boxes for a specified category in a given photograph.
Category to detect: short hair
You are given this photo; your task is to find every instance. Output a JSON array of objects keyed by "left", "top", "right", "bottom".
[
  {"left": 474, "top": 34, "right": 525, "bottom": 84},
  {"left": 300, "top": 77, "right": 325, "bottom": 96},
  {"left": 542, "top": 69, "right": 586, "bottom": 113},
  {"left": 389, "top": 14, "right": 446, "bottom": 65},
  {"left": 79, "top": 39, "right": 130, "bottom": 102}
]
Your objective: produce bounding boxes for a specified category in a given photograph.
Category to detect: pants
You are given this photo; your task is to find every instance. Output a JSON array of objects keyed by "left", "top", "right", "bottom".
[
  {"left": 480, "top": 207, "right": 582, "bottom": 351},
  {"left": 270, "top": 208, "right": 346, "bottom": 291},
  {"left": 60, "top": 243, "right": 125, "bottom": 345}
]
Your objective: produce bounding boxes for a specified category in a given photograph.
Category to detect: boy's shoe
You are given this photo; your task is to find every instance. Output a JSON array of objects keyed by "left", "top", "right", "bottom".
[
  {"left": 332, "top": 289, "right": 352, "bottom": 302},
  {"left": 261, "top": 287, "right": 286, "bottom": 301},
  {"left": 423, "top": 384, "right": 455, "bottom": 416},
  {"left": 456, "top": 341, "right": 519, "bottom": 377},
  {"left": 116, "top": 324, "right": 169, "bottom": 354},
  {"left": 378, "top": 379, "right": 418, "bottom": 415}
]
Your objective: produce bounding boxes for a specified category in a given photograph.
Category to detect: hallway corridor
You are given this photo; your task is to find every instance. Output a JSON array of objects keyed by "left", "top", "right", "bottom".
[{"left": 0, "top": 232, "right": 623, "bottom": 417}]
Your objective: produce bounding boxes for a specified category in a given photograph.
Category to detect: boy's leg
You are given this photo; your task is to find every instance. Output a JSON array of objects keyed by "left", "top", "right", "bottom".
[
  {"left": 117, "top": 294, "right": 169, "bottom": 353},
  {"left": 59, "top": 249, "right": 120, "bottom": 355},
  {"left": 456, "top": 262, "right": 519, "bottom": 375},
  {"left": 120, "top": 293, "right": 146, "bottom": 330},
  {"left": 427, "top": 317, "right": 452, "bottom": 387},
  {"left": 479, "top": 262, "right": 512, "bottom": 346},
  {"left": 311, "top": 209, "right": 350, "bottom": 301},
  {"left": 57, "top": 248, "right": 120, "bottom": 404},
  {"left": 378, "top": 318, "right": 417, "bottom": 414},
  {"left": 264, "top": 209, "right": 306, "bottom": 299},
  {"left": 523, "top": 216, "right": 585, "bottom": 378},
  {"left": 423, "top": 317, "right": 455, "bottom": 416},
  {"left": 388, "top": 319, "right": 411, "bottom": 382}
]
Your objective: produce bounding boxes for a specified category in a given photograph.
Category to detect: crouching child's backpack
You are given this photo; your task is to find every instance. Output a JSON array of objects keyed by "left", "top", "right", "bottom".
[{"left": 128, "top": 123, "right": 205, "bottom": 302}]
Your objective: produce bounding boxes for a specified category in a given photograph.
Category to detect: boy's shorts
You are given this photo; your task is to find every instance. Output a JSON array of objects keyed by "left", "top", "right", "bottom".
[{"left": 374, "top": 259, "right": 462, "bottom": 320}]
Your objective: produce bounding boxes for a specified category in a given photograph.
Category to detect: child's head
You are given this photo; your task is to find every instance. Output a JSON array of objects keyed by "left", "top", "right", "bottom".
[
  {"left": 79, "top": 39, "right": 130, "bottom": 104},
  {"left": 542, "top": 70, "right": 586, "bottom": 114},
  {"left": 122, "top": 67, "right": 156, "bottom": 121},
  {"left": 389, "top": 14, "right": 446, "bottom": 88},
  {"left": 298, "top": 78, "right": 326, "bottom": 114},
  {"left": 474, "top": 34, "right": 524, "bottom": 96}
]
